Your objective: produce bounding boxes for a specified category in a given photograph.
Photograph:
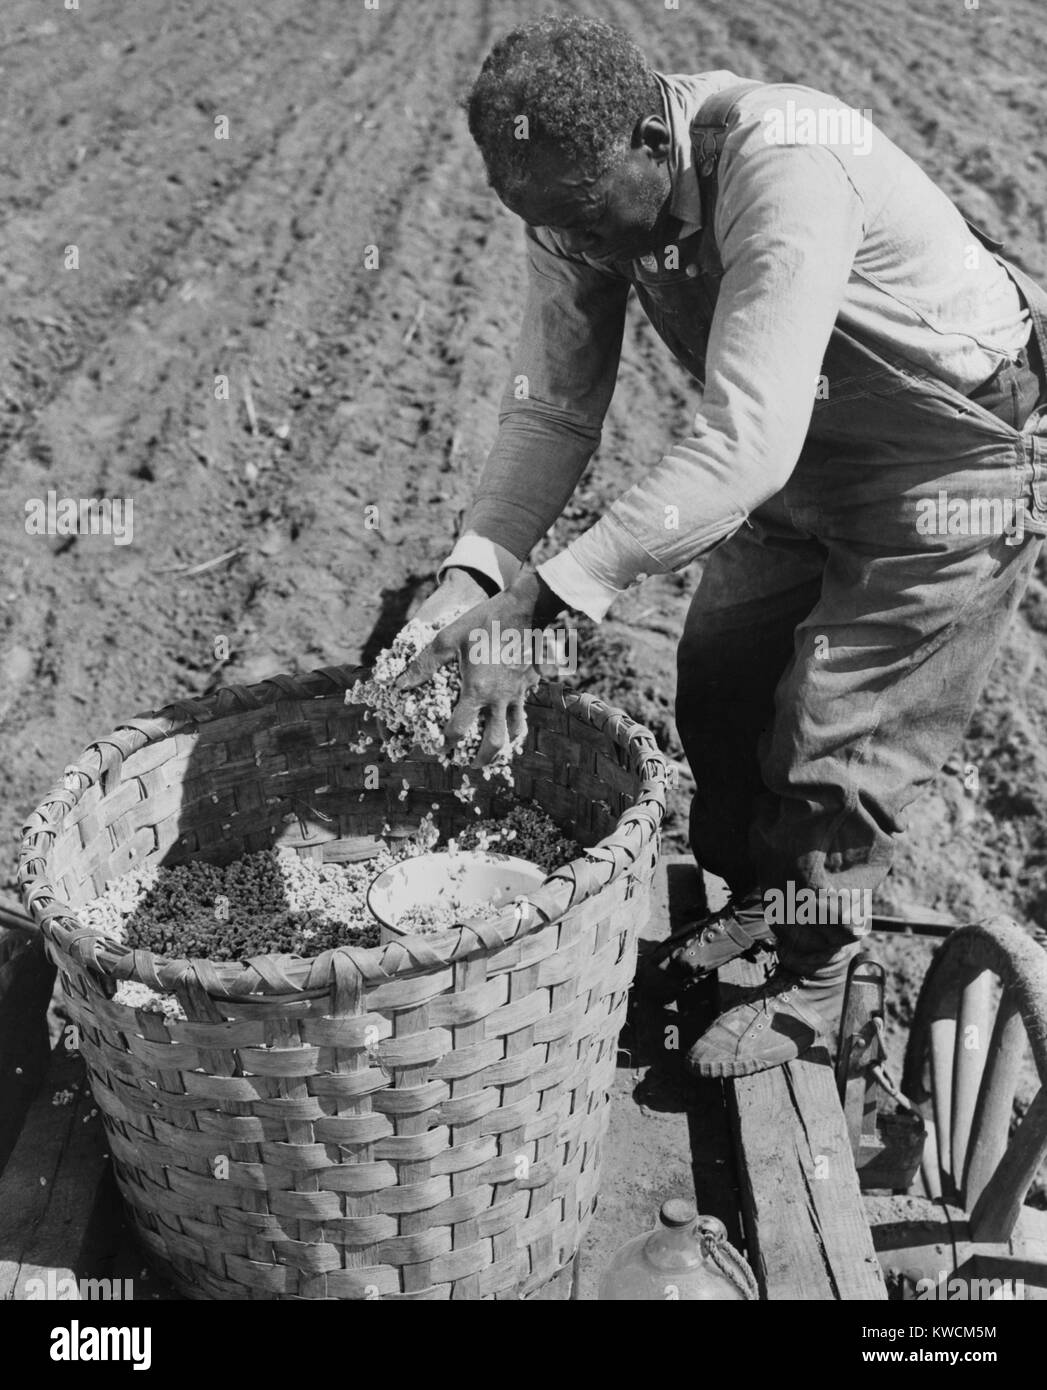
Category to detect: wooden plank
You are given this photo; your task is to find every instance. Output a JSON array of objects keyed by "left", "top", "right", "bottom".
[
  {"left": 0, "top": 1044, "right": 116, "bottom": 1300},
  {"left": 720, "top": 953, "right": 887, "bottom": 1300}
]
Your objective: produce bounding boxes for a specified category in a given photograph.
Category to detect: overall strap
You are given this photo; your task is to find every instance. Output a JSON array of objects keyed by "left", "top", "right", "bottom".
[
  {"left": 689, "top": 79, "right": 764, "bottom": 177},
  {"left": 688, "top": 81, "right": 764, "bottom": 270}
]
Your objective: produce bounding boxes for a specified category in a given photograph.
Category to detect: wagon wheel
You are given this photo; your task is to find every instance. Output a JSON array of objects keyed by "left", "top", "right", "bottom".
[{"left": 902, "top": 916, "right": 1047, "bottom": 1242}]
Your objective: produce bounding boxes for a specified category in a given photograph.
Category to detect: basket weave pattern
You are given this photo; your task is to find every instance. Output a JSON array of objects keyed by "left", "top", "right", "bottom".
[{"left": 19, "top": 669, "right": 666, "bottom": 1300}]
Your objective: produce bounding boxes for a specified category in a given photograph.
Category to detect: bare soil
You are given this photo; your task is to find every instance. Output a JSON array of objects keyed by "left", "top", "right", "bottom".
[{"left": 3, "top": 0, "right": 1047, "bottom": 1290}]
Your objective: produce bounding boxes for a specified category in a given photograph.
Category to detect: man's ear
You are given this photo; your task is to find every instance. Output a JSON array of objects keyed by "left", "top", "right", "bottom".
[{"left": 636, "top": 114, "right": 672, "bottom": 160}]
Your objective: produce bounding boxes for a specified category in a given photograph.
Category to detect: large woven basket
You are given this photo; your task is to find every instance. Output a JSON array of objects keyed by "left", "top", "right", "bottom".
[{"left": 19, "top": 669, "right": 667, "bottom": 1300}]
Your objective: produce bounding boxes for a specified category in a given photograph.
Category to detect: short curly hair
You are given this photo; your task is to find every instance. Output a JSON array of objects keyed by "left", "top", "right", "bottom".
[{"left": 465, "top": 16, "right": 662, "bottom": 200}]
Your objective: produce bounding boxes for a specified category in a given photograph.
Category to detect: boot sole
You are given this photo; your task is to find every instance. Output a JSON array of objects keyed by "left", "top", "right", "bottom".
[
  {"left": 689, "top": 1053, "right": 794, "bottom": 1079},
  {"left": 689, "top": 1025, "right": 829, "bottom": 1078}
]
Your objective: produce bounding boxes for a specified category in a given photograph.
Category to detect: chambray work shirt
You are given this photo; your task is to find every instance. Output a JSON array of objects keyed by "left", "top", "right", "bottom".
[{"left": 442, "top": 72, "right": 1031, "bottom": 621}]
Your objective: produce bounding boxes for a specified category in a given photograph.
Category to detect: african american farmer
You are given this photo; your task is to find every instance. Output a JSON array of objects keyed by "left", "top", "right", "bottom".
[{"left": 398, "top": 16, "right": 1047, "bottom": 1076}]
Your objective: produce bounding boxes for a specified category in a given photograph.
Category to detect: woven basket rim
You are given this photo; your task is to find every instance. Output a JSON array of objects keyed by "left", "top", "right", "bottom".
[{"left": 18, "top": 665, "right": 667, "bottom": 998}]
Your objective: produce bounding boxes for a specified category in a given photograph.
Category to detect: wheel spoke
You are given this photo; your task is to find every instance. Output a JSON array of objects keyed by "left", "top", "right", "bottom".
[
  {"left": 930, "top": 1015, "right": 956, "bottom": 1197},
  {"left": 920, "top": 1116, "right": 943, "bottom": 1200},
  {"left": 951, "top": 969, "right": 993, "bottom": 1195},
  {"left": 971, "top": 1086, "right": 1047, "bottom": 1243},
  {"left": 963, "top": 990, "right": 1025, "bottom": 1211}
]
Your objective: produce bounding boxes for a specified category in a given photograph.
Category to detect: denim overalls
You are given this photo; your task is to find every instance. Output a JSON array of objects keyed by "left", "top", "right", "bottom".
[{"left": 643, "top": 85, "right": 1047, "bottom": 966}]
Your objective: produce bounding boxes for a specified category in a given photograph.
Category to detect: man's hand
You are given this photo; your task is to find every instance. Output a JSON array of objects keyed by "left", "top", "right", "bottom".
[
  {"left": 396, "top": 569, "right": 567, "bottom": 765},
  {"left": 409, "top": 566, "right": 493, "bottom": 632}
]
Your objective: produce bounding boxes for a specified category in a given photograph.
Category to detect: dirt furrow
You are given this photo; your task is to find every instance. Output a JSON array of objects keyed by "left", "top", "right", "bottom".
[{"left": 0, "top": 6, "right": 412, "bottom": 457}]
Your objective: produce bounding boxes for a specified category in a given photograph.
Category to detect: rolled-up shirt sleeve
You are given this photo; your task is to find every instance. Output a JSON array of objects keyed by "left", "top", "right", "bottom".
[
  {"left": 540, "top": 137, "right": 867, "bottom": 621},
  {"left": 441, "top": 227, "right": 630, "bottom": 591}
]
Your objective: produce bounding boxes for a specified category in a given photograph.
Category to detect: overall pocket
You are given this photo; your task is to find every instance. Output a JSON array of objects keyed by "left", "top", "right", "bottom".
[{"left": 626, "top": 228, "right": 719, "bottom": 383}]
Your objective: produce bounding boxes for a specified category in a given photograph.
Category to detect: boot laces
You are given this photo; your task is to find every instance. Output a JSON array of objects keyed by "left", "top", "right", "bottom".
[
  {"left": 701, "top": 892, "right": 766, "bottom": 945},
  {"left": 751, "top": 973, "right": 805, "bottom": 1027}
]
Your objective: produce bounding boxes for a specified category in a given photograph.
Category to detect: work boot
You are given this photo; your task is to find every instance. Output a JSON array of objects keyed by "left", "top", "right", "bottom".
[
  {"left": 686, "top": 950, "right": 855, "bottom": 1078},
  {"left": 637, "top": 887, "right": 775, "bottom": 1002}
]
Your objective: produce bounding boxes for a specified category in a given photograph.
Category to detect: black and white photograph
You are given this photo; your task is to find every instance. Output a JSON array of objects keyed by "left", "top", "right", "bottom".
[{"left": 1, "top": 0, "right": 1045, "bottom": 1351}]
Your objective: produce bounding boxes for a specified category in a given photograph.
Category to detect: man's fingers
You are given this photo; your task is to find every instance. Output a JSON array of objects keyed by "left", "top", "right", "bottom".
[
  {"left": 475, "top": 705, "right": 509, "bottom": 766},
  {"left": 506, "top": 699, "right": 527, "bottom": 745},
  {"left": 444, "top": 695, "right": 484, "bottom": 749},
  {"left": 395, "top": 636, "right": 452, "bottom": 690}
]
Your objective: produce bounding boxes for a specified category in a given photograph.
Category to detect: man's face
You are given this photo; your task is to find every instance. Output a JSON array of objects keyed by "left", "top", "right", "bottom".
[{"left": 501, "top": 130, "right": 673, "bottom": 264}]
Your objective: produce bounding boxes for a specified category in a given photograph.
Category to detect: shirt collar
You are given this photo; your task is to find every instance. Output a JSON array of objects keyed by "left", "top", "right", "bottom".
[{"left": 655, "top": 71, "right": 744, "bottom": 241}]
